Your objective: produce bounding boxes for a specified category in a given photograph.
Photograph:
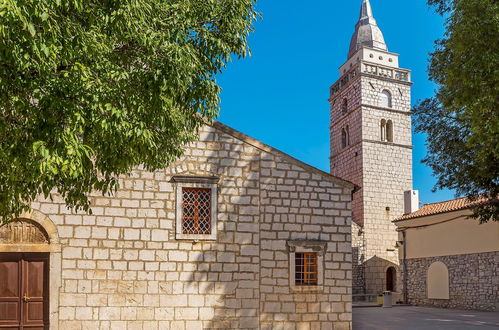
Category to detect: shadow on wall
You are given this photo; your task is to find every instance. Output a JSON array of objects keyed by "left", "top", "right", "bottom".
[{"left": 178, "top": 136, "right": 262, "bottom": 328}]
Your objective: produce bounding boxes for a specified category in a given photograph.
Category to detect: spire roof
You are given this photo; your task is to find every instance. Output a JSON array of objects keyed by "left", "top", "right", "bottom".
[{"left": 348, "top": 0, "right": 387, "bottom": 59}]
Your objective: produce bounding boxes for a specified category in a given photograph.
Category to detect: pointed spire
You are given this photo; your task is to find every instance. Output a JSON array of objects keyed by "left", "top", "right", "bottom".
[
  {"left": 359, "top": 0, "right": 374, "bottom": 19},
  {"left": 348, "top": 0, "right": 388, "bottom": 59}
]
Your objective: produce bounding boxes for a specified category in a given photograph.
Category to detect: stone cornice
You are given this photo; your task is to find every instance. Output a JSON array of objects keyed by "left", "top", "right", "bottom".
[
  {"left": 363, "top": 139, "right": 413, "bottom": 150},
  {"left": 330, "top": 139, "right": 413, "bottom": 159},
  {"left": 359, "top": 72, "right": 413, "bottom": 87},
  {"left": 329, "top": 104, "right": 412, "bottom": 129}
]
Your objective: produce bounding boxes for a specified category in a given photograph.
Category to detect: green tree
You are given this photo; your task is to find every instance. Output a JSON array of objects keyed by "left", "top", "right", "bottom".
[
  {"left": 0, "top": 0, "right": 257, "bottom": 222},
  {"left": 414, "top": 0, "right": 498, "bottom": 222}
]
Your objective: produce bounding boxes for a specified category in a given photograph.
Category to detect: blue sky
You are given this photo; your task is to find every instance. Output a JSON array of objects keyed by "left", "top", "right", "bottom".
[{"left": 217, "top": 0, "right": 456, "bottom": 205}]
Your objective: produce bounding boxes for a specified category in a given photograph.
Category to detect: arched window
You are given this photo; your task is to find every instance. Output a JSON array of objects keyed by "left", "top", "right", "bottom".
[
  {"left": 341, "top": 128, "right": 347, "bottom": 149},
  {"left": 386, "top": 267, "right": 396, "bottom": 292},
  {"left": 379, "top": 90, "right": 392, "bottom": 108},
  {"left": 341, "top": 98, "right": 348, "bottom": 114},
  {"left": 380, "top": 119, "right": 387, "bottom": 141},
  {"left": 427, "top": 262, "right": 449, "bottom": 299},
  {"left": 386, "top": 120, "right": 394, "bottom": 142}
]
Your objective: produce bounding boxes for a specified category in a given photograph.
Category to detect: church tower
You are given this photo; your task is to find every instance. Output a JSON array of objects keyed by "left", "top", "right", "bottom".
[{"left": 329, "top": 0, "right": 413, "bottom": 296}]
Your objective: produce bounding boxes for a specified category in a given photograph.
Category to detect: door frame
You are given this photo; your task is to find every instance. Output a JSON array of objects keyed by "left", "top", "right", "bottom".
[{"left": 0, "top": 210, "right": 61, "bottom": 330}]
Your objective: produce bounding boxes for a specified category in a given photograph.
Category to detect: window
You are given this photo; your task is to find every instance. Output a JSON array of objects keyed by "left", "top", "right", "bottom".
[
  {"left": 288, "top": 240, "right": 326, "bottom": 292},
  {"left": 386, "top": 120, "right": 394, "bottom": 142},
  {"left": 341, "top": 98, "right": 348, "bottom": 114},
  {"left": 379, "top": 90, "right": 392, "bottom": 108},
  {"left": 380, "top": 119, "right": 393, "bottom": 142},
  {"left": 380, "top": 119, "right": 387, "bottom": 141},
  {"left": 295, "top": 252, "right": 318, "bottom": 286},
  {"left": 341, "top": 126, "right": 350, "bottom": 149},
  {"left": 173, "top": 176, "right": 218, "bottom": 240},
  {"left": 427, "top": 262, "right": 449, "bottom": 299},
  {"left": 181, "top": 188, "right": 211, "bottom": 235}
]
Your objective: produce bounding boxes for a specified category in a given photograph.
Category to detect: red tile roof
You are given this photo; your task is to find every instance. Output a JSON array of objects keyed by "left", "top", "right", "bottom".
[{"left": 394, "top": 196, "right": 489, "bottom": 222}]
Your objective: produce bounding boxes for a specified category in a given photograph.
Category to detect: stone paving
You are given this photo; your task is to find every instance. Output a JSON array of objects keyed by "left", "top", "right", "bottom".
[{"left": 353, "top": 306, "right": 499, "bottom": 330}]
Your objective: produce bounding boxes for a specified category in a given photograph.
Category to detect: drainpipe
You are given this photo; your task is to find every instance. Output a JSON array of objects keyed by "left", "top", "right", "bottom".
[{"left": 402, "top": 230, "right": 408, "bottom": 304}]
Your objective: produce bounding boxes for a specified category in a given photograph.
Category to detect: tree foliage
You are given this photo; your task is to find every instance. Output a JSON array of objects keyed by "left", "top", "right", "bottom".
[
  {"left": 414, "top": 0, "right": 498, "bottom": 222},
  {"left": 0, "top": 0, "right": 257, "bottom": 222}
]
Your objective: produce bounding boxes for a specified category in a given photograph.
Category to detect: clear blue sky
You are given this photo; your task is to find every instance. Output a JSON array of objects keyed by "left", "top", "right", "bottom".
[{"left": 217, "top": 0, "right": 456, "bottom": 205}]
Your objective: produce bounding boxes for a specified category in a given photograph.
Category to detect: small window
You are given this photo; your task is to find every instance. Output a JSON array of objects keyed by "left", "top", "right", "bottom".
[
  {"left": 380, "top": 119, "right": 387, "bottom": 141},
  {"left": 386, "top": 120, "right": 394, "bottom": 142},
  {"left": 288, "top": 240, "right": 325, "bottom": 292},
  {"left": 341, "top": 128, "right": 347, "bottom": 149},
  {"left": 379, "top": 90, "right": 392, "bottom": 108},
  {"left": 181, "top": 188, "right": 211, "bottom": 235},
  {"left": 174, "top": 176, "right": 218, "bottom": 240},
  {"left": 341, "top": 98, "right": 348, "bottom": 114},
  {"left": 295, "top": 252, "right": 318, "bottom": 286}
]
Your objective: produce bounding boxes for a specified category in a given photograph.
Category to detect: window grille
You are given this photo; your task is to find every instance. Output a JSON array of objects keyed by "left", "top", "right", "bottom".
[
  {"left": 182, "top": 188, "right": 211, "bottom": 235},
  {"left": 295, "top": 252, "right": 318, "bottom": 286}
]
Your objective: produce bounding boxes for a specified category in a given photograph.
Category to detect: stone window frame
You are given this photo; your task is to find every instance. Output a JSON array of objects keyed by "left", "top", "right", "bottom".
[
  {"left": 287, "top": 240, "right": 327, "bottom": 292},
  {"left": 173, "top": 176, "right": 218, "bottom": 241}
]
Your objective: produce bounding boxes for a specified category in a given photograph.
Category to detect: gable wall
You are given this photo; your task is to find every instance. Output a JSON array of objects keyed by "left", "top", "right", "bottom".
[{"left": 24, "top": 125, "right": 352, "bottom": 329}]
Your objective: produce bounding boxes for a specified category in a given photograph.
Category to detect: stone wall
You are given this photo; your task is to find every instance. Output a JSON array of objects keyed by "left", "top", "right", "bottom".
[
  {"left": 21, "top": 123, "right": 353, "bottom": 329},
  {"left": 403, "top": 252, "right": 499, "bottom": 311}
]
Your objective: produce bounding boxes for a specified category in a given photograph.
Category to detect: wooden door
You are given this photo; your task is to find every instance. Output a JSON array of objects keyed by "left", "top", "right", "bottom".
[
  {"left": 0, "top": 253, "right": 49, "bottom": 330},
  {"left": 386, "top": 267, "right": 395, "bottom": 292}
]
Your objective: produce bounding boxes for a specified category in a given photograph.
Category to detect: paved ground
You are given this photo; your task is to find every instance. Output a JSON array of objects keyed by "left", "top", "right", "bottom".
[{"left": 353, "top": 306, "right": 499, "bottom": 330}]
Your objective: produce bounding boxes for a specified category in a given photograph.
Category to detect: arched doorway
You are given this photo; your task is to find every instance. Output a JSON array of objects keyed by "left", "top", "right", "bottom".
[{"left": 386, "top": 267, "right": 396, "bottom": 292}]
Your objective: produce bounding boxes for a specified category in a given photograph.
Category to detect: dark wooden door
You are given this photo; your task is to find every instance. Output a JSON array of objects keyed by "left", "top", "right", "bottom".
[
  {"left": 386, "top": 267, "right": 395, "bottom": 292},
  {"left": 0, "top": 253, "right": 49, "bottom": 330}
]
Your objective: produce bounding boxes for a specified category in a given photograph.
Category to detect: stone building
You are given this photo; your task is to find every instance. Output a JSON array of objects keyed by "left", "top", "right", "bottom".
[
  {"left": 0, "top": 122, "right": 355, "bottom": 329},
  {"left": 394, "top": 197, "right": 499, "bottom": 311},
  {"left": 329, "top": 0, "right": 414, "bottom": 299}
]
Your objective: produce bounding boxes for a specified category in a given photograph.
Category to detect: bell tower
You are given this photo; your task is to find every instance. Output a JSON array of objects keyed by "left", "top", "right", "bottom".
[{"left": 329, "top": 0, "right": 413, "bottom": 296}]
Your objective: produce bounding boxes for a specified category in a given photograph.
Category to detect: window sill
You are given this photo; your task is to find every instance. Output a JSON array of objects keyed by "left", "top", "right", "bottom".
[
  {"left": 290, "top": 285, "right": 324, "bottom": 293},
  {"left": 175, "top": 233, "right": 217, "bottom": 241}
]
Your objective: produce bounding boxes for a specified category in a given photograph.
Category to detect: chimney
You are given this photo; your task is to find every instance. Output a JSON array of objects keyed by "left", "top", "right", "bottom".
[{"left": 404, "top": 190, "right": 419, "bottom": 214}]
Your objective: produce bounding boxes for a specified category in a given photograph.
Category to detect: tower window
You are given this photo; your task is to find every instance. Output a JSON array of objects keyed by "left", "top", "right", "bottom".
[
  {"left": 379, "top": 90, "right": 392, "bottom": 108},
  {"left": 380, "top": 119, "right": 387, "bottom": 141},
  {"left": 341, "top": 98, "right": 348, "bottom": 114},
  {"left": 381, "top": 119, "right": 394, "bottom": 142},
  {"left": 386, "top": 120, "right": 394, "bottom": 142},
  {"left": 341, "top": 126, "right": 350, "bottom": 149}
]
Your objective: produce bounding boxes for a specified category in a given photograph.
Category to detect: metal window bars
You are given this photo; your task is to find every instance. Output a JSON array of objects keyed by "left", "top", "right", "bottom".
[
  {"left": 182, "top": 188, "right": 211, "bottom": 235},
  {"left": 295, "top": 252, "right": 318, "bottom": 286}
]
